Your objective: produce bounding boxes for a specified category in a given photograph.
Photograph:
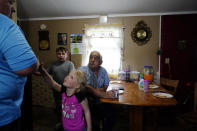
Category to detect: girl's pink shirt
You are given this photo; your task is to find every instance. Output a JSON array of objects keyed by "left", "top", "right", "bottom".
[{"left": 62, "top": 93, "right": 85, "bottom": 131}]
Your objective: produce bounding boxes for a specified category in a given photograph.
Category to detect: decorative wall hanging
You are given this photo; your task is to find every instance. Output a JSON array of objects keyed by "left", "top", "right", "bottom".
[
  {"left": 70, "top": 34, "right": 83, "bottom": 43},
  {"left": 39, "top": 30, "right": 50, "bottom": 50},
  {"left": 131, "top": 20, "right": 152, "bottom": 46},
  {"left": 70, "top": 34, "right": 84, "bottom": 54},
  {"left": 57, "top": 33, "right": 67, "bottom": 45},
  {"left": 40, "top": 24, "right": 47, "bottom": 30}
]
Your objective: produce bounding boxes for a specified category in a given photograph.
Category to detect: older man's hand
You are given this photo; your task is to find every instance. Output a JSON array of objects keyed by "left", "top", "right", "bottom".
[{"left": 106, "top": 90, "right": 116, "bottom": 98}]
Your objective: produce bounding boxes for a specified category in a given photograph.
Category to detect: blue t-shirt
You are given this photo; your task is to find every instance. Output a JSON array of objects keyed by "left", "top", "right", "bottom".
[
  {"left": 78, "top": 66, "right": 109, "bottom": 89},
  {"left": 0, "top": 14, "right": 37, "bottom": 126}
]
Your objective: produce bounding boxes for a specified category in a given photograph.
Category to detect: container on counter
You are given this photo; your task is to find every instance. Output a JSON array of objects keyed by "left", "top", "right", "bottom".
[
  {"left": 119, "top": 71, "right": 126, "bottom": 80},
  {"left": 138, "top": 73, "right": 144, "bottom": 90},
  {"left": 130, "top": 71, "right": 140, "bottom": 82},
  {"left": 144, "top": 66, "right": 154, "bottom": 82},
  {"left": 125, "top": 65, "right": 131, "bottom": 82}
]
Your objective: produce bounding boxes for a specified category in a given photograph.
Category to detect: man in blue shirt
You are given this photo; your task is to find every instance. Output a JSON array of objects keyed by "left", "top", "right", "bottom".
[
  {"left": 78, "top": 51, "right": 114, "bottom": 98},
  {"left": 0, "top": 0, "right": 39, "bottom": 130},
  {"left": 79, "top": 51, "right": 116, "bottom": 131}
]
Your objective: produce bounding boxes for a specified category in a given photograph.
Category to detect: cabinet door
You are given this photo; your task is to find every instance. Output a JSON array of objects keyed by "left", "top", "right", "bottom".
[
  {"left": 161, "top": 14, "right": 197, "bottom": 106},
  {"left": 161, "top": 14, "right": 197, "bottom": 81}
]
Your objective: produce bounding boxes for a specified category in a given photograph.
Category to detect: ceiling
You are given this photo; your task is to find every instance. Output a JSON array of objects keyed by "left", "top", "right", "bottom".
[{"left": 17, "top": 0, "right": 197, "bottom": 20}]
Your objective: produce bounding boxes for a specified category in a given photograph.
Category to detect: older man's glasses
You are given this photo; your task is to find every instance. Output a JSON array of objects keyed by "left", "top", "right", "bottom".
[{"left": 90, "top": 55, "right": 100, "bottom": 60}]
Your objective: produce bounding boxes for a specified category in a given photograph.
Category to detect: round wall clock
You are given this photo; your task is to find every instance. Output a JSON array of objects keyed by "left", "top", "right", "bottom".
[
  {"left": 131, "top": 20, "right": 152, "bottom": 46},
  {"left": 39, "top": 40, "right": 49, "bottom": 50}
]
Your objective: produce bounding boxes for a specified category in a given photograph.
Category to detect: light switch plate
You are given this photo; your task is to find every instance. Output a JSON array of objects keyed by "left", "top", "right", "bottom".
[{"left": 165, "top": 58, "right": 170, "bottom": 64}]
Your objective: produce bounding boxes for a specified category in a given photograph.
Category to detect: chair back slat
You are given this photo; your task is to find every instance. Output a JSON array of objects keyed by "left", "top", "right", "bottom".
[{"left": 160, "top": 77, "right": 179, "bottom": 95}]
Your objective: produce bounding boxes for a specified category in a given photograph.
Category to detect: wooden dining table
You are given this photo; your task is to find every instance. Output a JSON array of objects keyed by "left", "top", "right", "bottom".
[{"left": 100, "top": 81, "right": 177, "bottom": 131}]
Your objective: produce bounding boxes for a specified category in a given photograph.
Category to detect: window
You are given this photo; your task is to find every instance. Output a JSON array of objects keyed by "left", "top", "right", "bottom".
[{"left": 82, "top": 24, "right": 124, "bottom": 74}]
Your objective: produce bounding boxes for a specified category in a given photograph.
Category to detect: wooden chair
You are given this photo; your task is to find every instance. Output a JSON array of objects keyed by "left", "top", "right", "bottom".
[
  {"left": 149, "top": 77, "right": 179, "bottom": 129},
  {"left": 177, "top": 82, "right": 197, "bottom": 131},
  {"left": 160, "top": 77, "right": 179, "bottom": 96}
]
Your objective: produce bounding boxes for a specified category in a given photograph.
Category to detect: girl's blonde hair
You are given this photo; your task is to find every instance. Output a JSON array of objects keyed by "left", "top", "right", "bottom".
[{"left": 73, "top": 70, "right": 87, "bottom": 91}]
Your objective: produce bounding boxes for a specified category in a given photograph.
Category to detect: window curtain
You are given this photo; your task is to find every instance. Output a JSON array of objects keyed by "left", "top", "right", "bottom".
[{"left": 82, "top": 24, "right": 124, "bottom": 74}]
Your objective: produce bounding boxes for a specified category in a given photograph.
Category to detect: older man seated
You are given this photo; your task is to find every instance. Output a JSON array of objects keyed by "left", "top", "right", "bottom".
[{"left": 79, "top": 51, "right": 117, "bottom": 131}]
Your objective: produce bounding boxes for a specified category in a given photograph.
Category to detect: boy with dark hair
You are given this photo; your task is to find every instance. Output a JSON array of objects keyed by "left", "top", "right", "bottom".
[{"left": 47, "top": 47, "right": 75, "bottom": 129}]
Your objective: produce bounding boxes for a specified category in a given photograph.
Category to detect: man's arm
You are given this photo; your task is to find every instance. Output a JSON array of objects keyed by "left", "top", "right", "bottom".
[
  {"left": 33, "top": 71, "right": 41, "bottom": 76},
  {"left": 33, "top": 61, "right": 44, "bottom": 76},
  {"left": 96, "top": 85, "right": 108, "bottom": 92},
  {"left": 15, "top": 60, "right": 40, "bottom": 76},
  {"left": 86, "top": 85, "right": 115, "bottom": 99},
  {"left": 78, "top": 66, "right": 114, "bottom": 98}
]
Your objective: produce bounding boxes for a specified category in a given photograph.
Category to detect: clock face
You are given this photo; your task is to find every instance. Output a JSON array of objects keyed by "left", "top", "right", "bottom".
[
  {"left": 137, "top": 30, "right": 147, "bottom": 39},
  {"left": 39, "top": 40, "right": 49, "bottom": 49}
]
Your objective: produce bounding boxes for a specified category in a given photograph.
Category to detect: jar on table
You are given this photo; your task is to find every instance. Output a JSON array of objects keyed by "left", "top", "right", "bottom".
[{"left": 143, "top": 66, "right": 154, "bottom": 82}]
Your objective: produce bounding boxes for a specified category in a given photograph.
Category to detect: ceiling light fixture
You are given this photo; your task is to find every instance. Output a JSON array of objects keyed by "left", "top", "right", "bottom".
[{"left": 99, "top": 15, "right": 108, "bottom": 24}]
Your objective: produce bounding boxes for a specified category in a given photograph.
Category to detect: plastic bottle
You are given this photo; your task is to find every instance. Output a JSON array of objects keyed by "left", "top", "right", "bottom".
[
  {"left": 123, "top": 69, "right": 127, "bottom": 81},
  {"left": 119, "top": 71, "right": 125, "bottom": 80},
  {"left": 144, "top": 80, "right": 149, "bottom": 93},
  {"left": 126, "top": 65, "right": 131, "bottom": 82},
  {"left": 138, "top": 73, "right": 144, "bottom": 90}
]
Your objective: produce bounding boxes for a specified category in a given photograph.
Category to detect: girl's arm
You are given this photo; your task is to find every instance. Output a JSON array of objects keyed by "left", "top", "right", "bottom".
[
  {"left": 81, "top": 98, "right": 92, "bottom": 131},
  {"left": 39, "top": 64, "right": 62, "bottom": 92}
]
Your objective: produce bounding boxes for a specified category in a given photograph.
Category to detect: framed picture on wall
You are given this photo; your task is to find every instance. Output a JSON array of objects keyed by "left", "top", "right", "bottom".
[
  {"left": 70, "top": 34, "right": 83, "bottom": 43},
  {"left": 58, "top": 33, "right": 67, "bottom": 45},
  {"left": 70, "top": 34, "right": 84, "bottom": 54}
]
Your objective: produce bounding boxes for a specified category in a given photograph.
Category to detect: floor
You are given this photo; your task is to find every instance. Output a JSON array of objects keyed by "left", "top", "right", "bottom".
[
  {"left": 32, "top": 106, "right": 57, "bottom": 131},
  {"left": 32, "top": 105, "right": 190, "bottom": 131}
]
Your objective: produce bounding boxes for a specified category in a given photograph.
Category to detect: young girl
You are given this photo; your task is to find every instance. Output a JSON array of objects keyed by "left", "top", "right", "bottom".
[{"left": 39, "top": 65, "right": 91, "bottom": 131}]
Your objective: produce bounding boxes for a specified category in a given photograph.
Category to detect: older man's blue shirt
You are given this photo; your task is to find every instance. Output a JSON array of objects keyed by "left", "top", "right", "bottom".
[{"left": 78, "top": 66, "right": 109, "bottom": 89}]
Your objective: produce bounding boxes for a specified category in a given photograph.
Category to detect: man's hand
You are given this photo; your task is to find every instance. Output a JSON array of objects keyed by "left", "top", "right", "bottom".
[{"left": 106, "top": 90, "right": 115, "bottom": 98}]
